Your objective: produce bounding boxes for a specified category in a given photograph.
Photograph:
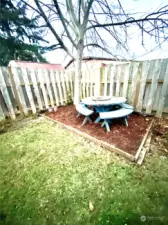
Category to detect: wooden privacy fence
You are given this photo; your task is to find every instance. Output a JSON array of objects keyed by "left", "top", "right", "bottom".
[
  {"left": 0, "top": 58, "right": 168, "bottom": 121},
  {"left": 0, "top": 67, "right": 74, "bottom": 121},
  {"left": 80, "top": 58, "right": 168, "bottom": 117}
]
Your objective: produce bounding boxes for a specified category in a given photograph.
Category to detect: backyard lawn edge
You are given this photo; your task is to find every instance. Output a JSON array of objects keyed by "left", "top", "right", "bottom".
[
  {"left": 42, "top": 114, "right": 136, "bottom": 161},
  {"left": 134, "top": 119, "right": 154, "bottom": 161},
  {"left": 42, "top": 115, "right": 154, "bottom": 163}
]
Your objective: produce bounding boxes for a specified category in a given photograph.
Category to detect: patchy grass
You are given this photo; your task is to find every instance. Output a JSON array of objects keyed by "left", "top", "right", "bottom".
[{"left": 0, "top": 118, "right": 168, "bottom": 225}]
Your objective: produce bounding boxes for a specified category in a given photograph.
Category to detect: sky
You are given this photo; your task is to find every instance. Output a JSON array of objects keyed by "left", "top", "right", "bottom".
[{"left": 42, "top": 0, "right": 168, "bottom": 64}]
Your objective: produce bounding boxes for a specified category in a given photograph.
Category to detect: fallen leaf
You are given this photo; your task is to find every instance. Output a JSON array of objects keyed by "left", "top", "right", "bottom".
[{"left": 89, "top": 201, "right": 94, "bottom": 212}]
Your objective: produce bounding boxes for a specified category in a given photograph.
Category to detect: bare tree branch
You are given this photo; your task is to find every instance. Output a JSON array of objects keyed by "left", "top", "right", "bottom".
[
  {"left": 84, "top": 43, "right": 114, "bottom": 56},
  {"left": 87, "top": 8, "right": 168, "bottom": 31},
  {"left": 18, "top": 0, "right": 168, "bottom": 103},
  {"left": 34, "top": 0, "right": 74, "bottom": 59},
  {"left": 53, "top": 0, "right": 77, "bottom": 48},
  {"left": 88, "top": 17, "right": 167, "bottom": 29}
]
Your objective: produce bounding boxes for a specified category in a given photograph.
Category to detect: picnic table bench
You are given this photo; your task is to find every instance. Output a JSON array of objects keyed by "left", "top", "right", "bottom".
[
  {"left": 99, "top": 108, "right": 133, "bottom": 132},
  {"left": 75, "top": 104, "right": 93, "bottom": 126}
]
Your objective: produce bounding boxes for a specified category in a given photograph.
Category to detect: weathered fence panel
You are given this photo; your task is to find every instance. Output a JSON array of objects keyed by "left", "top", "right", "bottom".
[
  {"left": 0, "top": 67, "right": 73, "bottom": 121},
  {"left": 156, "top": 61, "right": 168, "bottom": 117},
  {"left": 80, "top": 58, "right": 168, "bottom": 117},
  {"left": 0, "top": 67, "right": 16, "bottom": 119},
  {"left": 100, "top": 59, "right": 168, "bottom": 117},
  {"left": 0, "top": 58, "right": 168, "bottom": 121}
]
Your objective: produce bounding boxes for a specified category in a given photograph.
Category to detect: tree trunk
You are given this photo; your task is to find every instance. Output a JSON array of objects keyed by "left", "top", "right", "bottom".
[{"left": 74, "top": 40, "right": 83, "bottom": 105}]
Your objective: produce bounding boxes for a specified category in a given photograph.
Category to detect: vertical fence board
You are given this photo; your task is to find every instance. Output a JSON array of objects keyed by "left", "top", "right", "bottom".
[
  {"left": 11, "top": 67, "right": 28, "bottom": 115},
  {"left": 8, "top": 67, "right": 23, "bottom": 115},
  {"left": 71, "top": 71, "right": 74, "bottom": 100},
  {"left": 93, "top": 68, "right": 97, "bottom": 97},
  {"left": 122, "top": 64, "right": 130, "bottom": 98},
  {"left": 130, "top": 63, "right": 139, "bottom": 105},
  {"left": 100, "top": 67, "right": 104, "bottom": 96},
  {"left": 115, "top": 65, "right": 122, "bottom": 97},
  {"left": 0, "top": 104, "right": 5, "bottom": 121},
  {"left": 55, "top": 71, "right": 63, "bottom": 105},
  {"left": 60, "top": 71, "right": 67, "bottom": 103},
  {"left": 95, "top": 67, "right": 101, "bottom": 97},
  {"left": 146, "top": 60, "right": 162, "bottom": 114},
  {"left": 43, "top": 69, "right": 55, "bottom": 107},
  {"left": 0, "top": 68, "right": 16, "bottom": 119},
  {"left": 50, "top": 70, "right": 59, "bottom": 106},
  {"left": 37, "top": 69, "right": 49, "bottom": 109},
  {"left": 29, "top": 69, "right": 43, "bottom": 110},
  {"left": 85, "top": 70, "right": 89, "bottom": 97},
  {"left": 90, "top": 69, "right": 93, "bottom": 97},
  {"left": 109, "top": 65, "right": 115, "bottom": 96},
  {"left": 103, "top": 66, "right": 108, "bottom": 96},
  {"left": 136, "top": 61, "right": 150, "bottom": 112},
  {"left": 82, "top": 70, "right": 86, "bottom": 98},
  {"left": 133, "top": 63, "right": 143, "bottom": 109},
  {"left": 88, "top": 70, "right": 91, "bottom": 97},
  {"left": 65, "top": 71, "right": 71, "bottom": 100},
  {"left": 69, "top": 70, "right": 74, "bottom": 100},
  {"left": 3, "top": 67, "right": 15, "bottom": 97},
  {"left": 21, "top": 68, "right": 36, "bottom": 114},
  {"left": 156, "top": 61, "right": 168, "bottom": 117},
  {"left": 0, "top": 92, "right": 8, "bottom": 116}
]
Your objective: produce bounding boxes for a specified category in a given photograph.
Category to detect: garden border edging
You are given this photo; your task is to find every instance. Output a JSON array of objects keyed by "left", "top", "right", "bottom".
[{"left": 42, "top": 114, "right": 154, "bottom": 163}]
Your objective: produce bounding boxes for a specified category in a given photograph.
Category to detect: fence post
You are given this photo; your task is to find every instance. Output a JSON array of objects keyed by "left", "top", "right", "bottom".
[
  {"left": 99, "top": 65, "right": 104, "bottom": 96},
  {"left": 156, "top": 61, "right": 168, "bottom": 117},
  {"left": 0, "top": 67, "right": 16, "bottom": 119},
  {"left": 146, "top": 59, "right": 162, "bottom": 114},
  {"left": 8, "top": 67, "right": 24, "bottom": 117},
  {"left": 130, "top": 62, "right": 140, "bottom": 105},
  {"left": 93, "top": 66, "right": 101, "bottom": 97},
  {"left": 133, "top": 63, "right": 142, "bottom": 109},
  {"left": 0, "top": 104, "right": 5, "bottom": 121}
]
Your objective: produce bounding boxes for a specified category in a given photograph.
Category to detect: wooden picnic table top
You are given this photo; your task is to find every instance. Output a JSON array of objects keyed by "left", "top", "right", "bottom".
[{"left": 82, "top": 96, "right": 126, "bottom": 106}]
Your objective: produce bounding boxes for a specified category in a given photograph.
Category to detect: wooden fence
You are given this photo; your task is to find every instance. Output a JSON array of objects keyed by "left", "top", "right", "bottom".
[
  {"left": 0, "top": 67, "right": 74, "bottom": 121},
  {"left": 80, "top": 58, "right": 168, "bottom": 117},
  {"left": 0, "top": 58, "right": 168, "bottom": 121}
]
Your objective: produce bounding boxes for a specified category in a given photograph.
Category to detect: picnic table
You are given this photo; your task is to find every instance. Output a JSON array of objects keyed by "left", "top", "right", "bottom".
[
  {"left": 82, "top": 96, "right": 127, "bottom": 123},
  {"left": 82, "top": 96, "right": 126, "bottom": 107}
]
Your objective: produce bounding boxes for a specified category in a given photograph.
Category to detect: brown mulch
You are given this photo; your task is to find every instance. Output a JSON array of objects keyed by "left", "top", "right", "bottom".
[
  {"left": 152, "top": 118, "right": 168, "bottom": 153},
  {"left": 46, "top": 105, "right": 152, "bottom": 156}
]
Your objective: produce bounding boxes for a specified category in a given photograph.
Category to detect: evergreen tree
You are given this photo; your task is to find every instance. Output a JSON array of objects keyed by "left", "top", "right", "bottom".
[{"left": 0, "top": 0, "right": 48, "bottom": 66}]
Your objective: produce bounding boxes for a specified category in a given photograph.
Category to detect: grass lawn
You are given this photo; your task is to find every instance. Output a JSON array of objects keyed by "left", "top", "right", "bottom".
[{"left": 0, "top": 117, "right": 168, "bottom": 225}]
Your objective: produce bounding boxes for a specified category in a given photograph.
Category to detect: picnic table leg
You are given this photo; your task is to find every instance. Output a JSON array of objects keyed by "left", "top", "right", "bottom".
[
  {"left": 77, "top": 112, "right": 81, "bottom": 117},
  {"left": 94, "top": 116, "right": 101, "bottom": 123},
  {"left": 82, "top": 116, "right": 92, "bottom": 126},
  {"left": 101, "top": 121, "right": 105, "bottom": 127},
  {"left": 101, "top": 119, "right": 111, "bottom": 132},
  {"left": 124, "top": 117, "right": 128, "bottom": 126},
  {"left": 94, "top": 105, "right": 113, "bottom": 124},
  {"left": 104, "top": 120, "right": 110, "bottom": 132}
]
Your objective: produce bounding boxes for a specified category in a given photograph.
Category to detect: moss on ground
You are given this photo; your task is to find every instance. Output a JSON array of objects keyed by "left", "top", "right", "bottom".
[{"left": 0, "top": 118, "right": 168, "bottom": 225}]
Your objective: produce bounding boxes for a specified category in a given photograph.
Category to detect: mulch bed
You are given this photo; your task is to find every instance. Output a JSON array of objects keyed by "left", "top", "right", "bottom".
[
  {"left": 46, "top": 105, "right": 152, "bottom": 156},
  {"left": 152, "top": 118, "right": 168, "bottom": 153}
]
